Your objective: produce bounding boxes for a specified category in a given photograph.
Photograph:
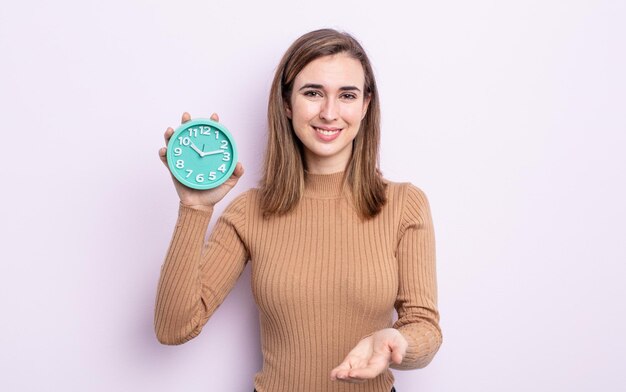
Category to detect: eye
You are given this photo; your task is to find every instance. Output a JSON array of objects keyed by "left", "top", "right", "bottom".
[
  {"left": 340, "top": 93, "right": 358, "bottom": 100},
  {"left": 303, "top": 90, "right": 322, "bottom": 98}
]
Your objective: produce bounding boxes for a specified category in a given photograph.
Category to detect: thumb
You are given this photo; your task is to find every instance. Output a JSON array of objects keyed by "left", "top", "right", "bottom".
[
  {"left": 388, "top": 335, "right": 407, "bottom": 365},
  {"left": 390, "top": 349, "right": 404, "bottom": 365}
]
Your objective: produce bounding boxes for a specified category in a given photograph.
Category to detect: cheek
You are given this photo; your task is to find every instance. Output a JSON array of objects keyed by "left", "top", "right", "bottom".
[
  {"left": 344, "top": 105, "right": 366, "bottom": 124},
  {"left": 291, "top": 99, "right": 318, "bottom": 122}
]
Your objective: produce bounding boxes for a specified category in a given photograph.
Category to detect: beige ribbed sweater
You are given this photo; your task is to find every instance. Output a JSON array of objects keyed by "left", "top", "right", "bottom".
[{"left": 154, "top": 171, "right": 442, "bottom": 392}]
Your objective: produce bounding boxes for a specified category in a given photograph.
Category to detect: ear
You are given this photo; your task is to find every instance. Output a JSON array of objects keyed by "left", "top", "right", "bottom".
[
  {"left": 361, "top": 94, "right": 372, "bottom": 120},
  {"left": 284, "top": 101, "right": 292, "bottom": 119}
]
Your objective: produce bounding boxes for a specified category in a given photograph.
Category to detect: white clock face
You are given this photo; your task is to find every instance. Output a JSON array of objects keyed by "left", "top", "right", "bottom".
[{"left": 167, "top": 119, "right": 237, "bottom": 190}]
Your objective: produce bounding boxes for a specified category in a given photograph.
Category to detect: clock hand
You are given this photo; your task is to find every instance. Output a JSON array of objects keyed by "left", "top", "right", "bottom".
[
  {"left": 202, "top": 150, "right": 225, "bottom": 156},
  {"left": 189, "top": 142, "right": 205, "bottom": 157}
]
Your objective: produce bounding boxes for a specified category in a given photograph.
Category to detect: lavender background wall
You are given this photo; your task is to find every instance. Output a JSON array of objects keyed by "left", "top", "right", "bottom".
[{"left": 1, "top": 1, "right": 625, "bottom": 391}]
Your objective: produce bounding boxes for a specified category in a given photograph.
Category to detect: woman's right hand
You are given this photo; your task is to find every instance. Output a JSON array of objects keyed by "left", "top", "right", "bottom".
[{"left": 158, "top": 112, "right": 244, "bottom": 211}]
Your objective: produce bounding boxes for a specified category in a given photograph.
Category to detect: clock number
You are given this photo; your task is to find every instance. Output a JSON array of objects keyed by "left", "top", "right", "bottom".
[
  {"left": 176, "top": 160, "right": 185, "bottom": 169},
  {"left": 196, "top": 174, "right": 205, "bottom": 182},
  {"left": 220, "top": 140, "right": 229, "bottom": 149},
  {"left": 174, "top": 147, "right": 182, "bottom": 156},
  {"left": 200, "top": 126, "right": 211, "bottom": 136},
  {"left": 217, "top": 164, "right": 226, "bottom": 173},
  {"left": 222, "top": 152, "right": 230, "bottom": 161},
  {"left": 215, "top": 130, "right": 220, "bottom": 139},
  {"left": 185, "top": 169, "right": 193, "bottom": 178},
  {"left": 188, "top": 128, "right": 198, "bottom": 137},
  {"left": 209, "top": 171, "right": 217, "bottom": 180},
  {"left": 178, "top": 136, "right": 191, "bottom": 146}
]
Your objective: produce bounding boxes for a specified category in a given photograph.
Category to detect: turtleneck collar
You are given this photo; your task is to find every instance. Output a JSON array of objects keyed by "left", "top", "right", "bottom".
[{"left": 303, "top": 171, "right": 348, "bottom": 198}]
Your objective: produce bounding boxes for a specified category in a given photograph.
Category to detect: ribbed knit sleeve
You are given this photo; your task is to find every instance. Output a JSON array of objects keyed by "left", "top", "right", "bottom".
[
  {"left": 392, "top": 184, "right": 442, "bottom": 370},
  {"left": 154, "top": 193, "right": 249, "bottom": 345}
]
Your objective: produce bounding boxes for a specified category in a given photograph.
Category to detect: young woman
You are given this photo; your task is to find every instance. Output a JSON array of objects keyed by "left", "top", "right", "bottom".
[{"left": 155, "top": 29, "right": 442, "bottom": 392}]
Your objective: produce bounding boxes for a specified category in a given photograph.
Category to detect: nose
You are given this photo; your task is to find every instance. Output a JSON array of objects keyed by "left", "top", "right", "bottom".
[{"left": 319, "top": 97, "right": 338, "bottom": 121}]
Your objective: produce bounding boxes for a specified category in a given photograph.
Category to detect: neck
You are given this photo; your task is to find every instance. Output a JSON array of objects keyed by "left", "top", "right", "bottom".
[
  {"left": 303, "top": 149, "right": 351, "bottom": 174},
  {"left": 303, "top": 170, "right": 348, "bottom": 198}
]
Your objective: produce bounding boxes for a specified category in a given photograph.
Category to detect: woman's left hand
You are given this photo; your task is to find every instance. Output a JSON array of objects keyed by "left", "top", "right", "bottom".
[{"left": 330, "top": 328, "right": 408, "bottom": 383}]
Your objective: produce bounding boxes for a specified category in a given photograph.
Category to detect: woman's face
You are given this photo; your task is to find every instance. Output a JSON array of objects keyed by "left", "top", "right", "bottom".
[{"left": 287, "top": 53, "right": 371, "bottom": 174}]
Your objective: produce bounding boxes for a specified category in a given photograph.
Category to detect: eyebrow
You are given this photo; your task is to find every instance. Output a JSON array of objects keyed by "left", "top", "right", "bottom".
[{"left": 298, "top": 83, "right": 362, "bottom": 92}]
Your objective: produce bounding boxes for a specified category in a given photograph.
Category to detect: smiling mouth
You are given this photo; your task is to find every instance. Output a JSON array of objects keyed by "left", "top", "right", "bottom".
[{"left": 314, "top": 126, "right": 342, "bottom": 136}]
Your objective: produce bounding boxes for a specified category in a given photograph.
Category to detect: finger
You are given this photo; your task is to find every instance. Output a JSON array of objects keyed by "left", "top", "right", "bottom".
[
  {"left": 330, "top": 362, "right": 351, "bottom": 381},
  {"left": 232, "top": 162, "right": 244, "bottom": 178},
  {"left": 181, "top": 112, "right": 191, "bottom": 123},
  {"left": 158, "top": 147, "right": 168, "bottom": 166},
  {"left": 347, "top": 365, "right": 383, "bottom": 380},
  {"left": 164, "top": 127, "right": 174, "bottom": 144},
  {"left": 210, "top": 112, "right": 219, "bottom": 122},
  {"left": 337, "top": 377, "right": 367, "bottom": 384},
  {"left": 333, "top": 365, "right": 369, "bottom": 384},
  {"left": 222, "top": 162, "right": 245, "bottom": 189}
]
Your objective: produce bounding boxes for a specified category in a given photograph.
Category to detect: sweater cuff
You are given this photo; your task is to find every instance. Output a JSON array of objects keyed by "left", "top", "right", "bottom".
[
  {"left": 179, "top": 201, "right": 215, "bottom": 215},
  {"left": 176, "top": 202, "right": 214, "bottom": 232},
  {"left": 392, "top": 322, "right": 442, "bottom": 370}
]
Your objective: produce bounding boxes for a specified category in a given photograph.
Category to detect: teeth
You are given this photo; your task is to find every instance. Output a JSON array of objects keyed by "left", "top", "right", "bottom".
[{"left": 315, "top": 127, "right": 340, "bottom": 135}]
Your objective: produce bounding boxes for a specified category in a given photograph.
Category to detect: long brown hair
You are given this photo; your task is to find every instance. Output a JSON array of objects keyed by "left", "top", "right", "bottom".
[{"left": 260, "top": 28, "right": 387, "bottom": 219}]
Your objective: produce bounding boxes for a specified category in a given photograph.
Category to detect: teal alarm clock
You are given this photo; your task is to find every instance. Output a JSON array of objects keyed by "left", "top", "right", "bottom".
[{"left": 166, "top": 118, "right": 238, "bottom": 190}]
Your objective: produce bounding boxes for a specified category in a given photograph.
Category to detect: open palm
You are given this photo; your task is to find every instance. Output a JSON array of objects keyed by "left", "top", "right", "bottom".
[{"left": 330, "top": 328, "right": 407, "bottom": 383}]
